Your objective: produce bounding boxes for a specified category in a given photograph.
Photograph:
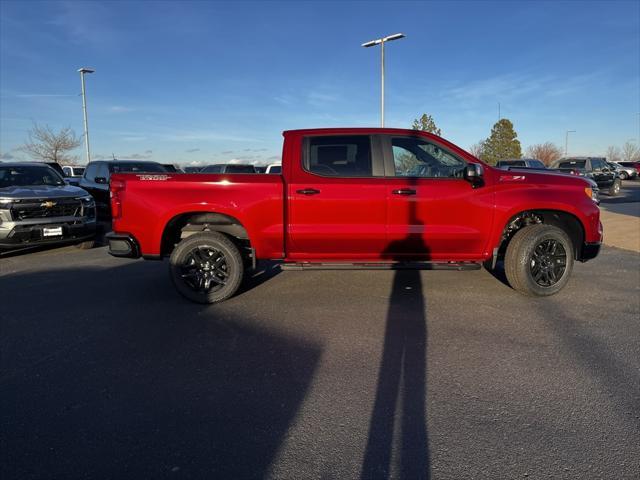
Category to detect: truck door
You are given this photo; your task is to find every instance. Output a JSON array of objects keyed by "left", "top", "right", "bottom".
[
  {"left": 381, "top": 135, "right": 494, "bottom": 260},
  {"left": 287, "top": 134, "right": 388, "bottom": 260}
]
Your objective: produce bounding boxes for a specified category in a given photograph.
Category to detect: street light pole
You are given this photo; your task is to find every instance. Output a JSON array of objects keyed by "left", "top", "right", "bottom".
[
  {"left": 78, "top": 67, "right": 95, "bottom": 164},
  {"left": 362, "top": 33, "right": 405, "bottom": 127},
  {"left": 565, "top": 130, "right": 576, "bottom": 156}
]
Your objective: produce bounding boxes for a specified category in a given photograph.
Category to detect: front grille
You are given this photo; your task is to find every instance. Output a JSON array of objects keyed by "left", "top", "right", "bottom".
[{"left": 10, "top": 198, "right": 83, "bottom": 220}]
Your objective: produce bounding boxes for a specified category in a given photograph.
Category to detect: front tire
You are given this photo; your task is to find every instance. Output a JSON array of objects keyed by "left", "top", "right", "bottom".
[
  {"left": 169, "top": 232, "right": 244, "bottom": 304},
  {"left": 608, "top": 179, "right": 621, "bottom": 196},
  {"left": 504, "top": 224, "right": 574, "bottom": 296},
  {"left": 75, "top": 239, "right": 95, "bottom": 249}
]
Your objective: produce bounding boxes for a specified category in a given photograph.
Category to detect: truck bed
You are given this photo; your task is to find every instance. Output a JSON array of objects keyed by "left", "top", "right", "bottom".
[{"left": 110, "top": 173, "right": 285, "bottom": 258}]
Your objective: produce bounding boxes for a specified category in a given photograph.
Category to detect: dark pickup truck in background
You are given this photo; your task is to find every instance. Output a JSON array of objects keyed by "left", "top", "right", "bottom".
[
  {"left": 550, "top": 157, "right": 621, "bottom": 196},
  {"left": 106, "top": 127, "right": 602, "bottom": 303},
  {"left": 79, "top": 160, "right": 167, "bottom": 219}
]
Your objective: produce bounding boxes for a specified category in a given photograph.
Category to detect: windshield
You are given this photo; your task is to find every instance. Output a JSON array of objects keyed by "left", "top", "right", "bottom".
[
  {"left": 111, "top": 163, "right": 166, "bottom": 173},
  {"left": 529, "top": 160, "right": 546, "bottom": 168},
  {"left": 73, "top": 167, "right": 85, "bottom": 176},
  {"left": 0, "top": 165, "right": 65, "bottom": 188}
]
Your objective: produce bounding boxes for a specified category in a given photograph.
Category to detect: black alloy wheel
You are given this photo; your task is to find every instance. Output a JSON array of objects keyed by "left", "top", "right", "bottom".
[
  {"left": 180, "top": 246, "right": 229, "bottom": 292},
  {"left": 504, "top": 224, "right": 574, "bottom": 296},
  {"left": 529, "top": 239, "right": 567, "bottom": 287},
  {"left": 169, "top": 232, "right": 244, "bottom": 303}
]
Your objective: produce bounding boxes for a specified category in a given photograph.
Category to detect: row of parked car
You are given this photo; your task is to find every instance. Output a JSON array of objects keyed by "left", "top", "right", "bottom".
[
  {"left": 496, "top": 157, "right": 640, "bottom": 196},
  {"left": 1, "top": 155, "right": 638, "bottom": 254},
  {"left": 0, "top": 159, "right": 283, "bottom": 253}
]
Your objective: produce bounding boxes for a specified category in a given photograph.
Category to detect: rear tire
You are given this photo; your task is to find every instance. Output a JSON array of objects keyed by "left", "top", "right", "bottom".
[
  {"left": 504, "top": 224, "right": 574, "bottom": 296},
  {"left": 169, "top": 232, "right": 244, "bottom": 304},
  {"left": 619, "top": 171, "right": 628, "bottom": 180}
]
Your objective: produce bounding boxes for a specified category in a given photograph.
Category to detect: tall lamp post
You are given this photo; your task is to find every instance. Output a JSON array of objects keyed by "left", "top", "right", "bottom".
[
  {"left": 565, "top": 130, "right": 576, "bottom": 156},
  {"left": 78, "top": 67, "right": 95, "bottom": 163},
  {"left": 362, "top": 33, "right": 405, "bottom": 127}
]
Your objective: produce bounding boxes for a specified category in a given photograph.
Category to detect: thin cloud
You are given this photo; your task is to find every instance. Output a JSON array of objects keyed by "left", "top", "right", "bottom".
[
  {"left": 1, "top": 93, "right": 76, "bottom": 98},
  {"left": 0, "top": 152, "right": 15, "bottom": 160},
  {"left": 121, "top": 136, "right": 147, "bottom": 142},
  {"left": 127, "top": 152, "right": 152, "bottom": 160},
  {"left": 307, "top": 91, "right": 339, "bottom": 107},
  {"left": 186, "top": 148, "right": 200, "bottom": 153},
  {"left": 165, "top": 131, "right": 251, "bottom": 142},
  {"left": 109, "top": 105, "right": 133, "bottom": 113}
]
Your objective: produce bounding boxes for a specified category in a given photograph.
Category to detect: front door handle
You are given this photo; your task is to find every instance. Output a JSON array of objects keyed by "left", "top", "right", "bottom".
[
  {"left": 297, "top": 188, "right": 321, "bottom": 195},
  {"left": 392, "top": 189, "right": 417, "bottom": 195}
]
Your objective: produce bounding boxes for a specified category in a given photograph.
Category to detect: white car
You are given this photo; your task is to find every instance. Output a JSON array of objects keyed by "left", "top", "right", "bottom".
[
  {"left": 265, "top": 163, "right": 282, "bottom": 174},
  {"left": 62, "top": 165, "right": 86, "bottom": 177}
]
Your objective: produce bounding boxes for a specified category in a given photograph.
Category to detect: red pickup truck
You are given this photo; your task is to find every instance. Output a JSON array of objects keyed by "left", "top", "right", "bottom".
[{"left": 106, "top": 128, "right": 602, "bottom": 303}]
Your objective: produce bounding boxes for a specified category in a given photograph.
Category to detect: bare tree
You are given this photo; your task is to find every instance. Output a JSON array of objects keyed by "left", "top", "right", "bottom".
[
  {"left": 18, "top": 123, "right": 81, "bottom": 164},
  {"left": 468, "top": 141, "right": 484, "bottom": 158},
  {"left": 605, "top": 145, "right": 622, "bottom": 163},
  {"left": 621, "top": 141, "right": 640, "bottom": 162},
  {"left": 525, "top": 142, "right": 563, "bottom": 166}
]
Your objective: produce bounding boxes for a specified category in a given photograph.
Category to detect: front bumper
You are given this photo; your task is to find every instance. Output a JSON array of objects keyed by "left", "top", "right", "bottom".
[
  {"left": 0, "top": 219, "right": 96, "bottom": 250},
  {"left": 106, "top": 232, "right": 141, "bottom": 258},
  {"left": 579, "top": 242, "right": 601, "bottom": 262}
]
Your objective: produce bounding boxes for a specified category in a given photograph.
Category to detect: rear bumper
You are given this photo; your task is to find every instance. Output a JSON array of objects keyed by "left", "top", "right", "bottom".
[
  {"left": 106, "top": 232, "right": 141, "bottom": 258},
  {"left": 579, "top": 242, "right": 601, "bottom": 262}
]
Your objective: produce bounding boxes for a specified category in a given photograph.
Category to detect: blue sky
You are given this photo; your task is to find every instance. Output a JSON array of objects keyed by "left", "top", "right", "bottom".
[{"left": 1, "top": 0, "right": 639, "bottom": 165}]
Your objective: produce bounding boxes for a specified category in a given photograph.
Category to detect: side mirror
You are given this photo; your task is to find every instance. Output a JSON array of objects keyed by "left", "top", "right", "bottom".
[
  {"left": 94, "top": 177, "right": 107, "bottom": 184},
  {"left": 464, "top": 164, "right": 484, "bottom": 188}
]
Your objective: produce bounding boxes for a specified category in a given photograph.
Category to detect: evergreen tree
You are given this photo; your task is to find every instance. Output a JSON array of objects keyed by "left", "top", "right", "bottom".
[
  {"left": 480, "top": 119, "right": 522, "bottom": 165},
  {"left": 411, "top": 114, "right": 442, "bottom": 136}
]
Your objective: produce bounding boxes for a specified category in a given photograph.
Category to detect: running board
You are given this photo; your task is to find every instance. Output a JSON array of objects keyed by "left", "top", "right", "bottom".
[{"left": 281, "top": 261, "right": 482, "bottom": 271}]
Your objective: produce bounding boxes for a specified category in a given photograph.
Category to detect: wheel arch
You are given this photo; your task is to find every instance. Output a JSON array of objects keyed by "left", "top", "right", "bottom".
[
  {"left": 161, "top": 211, "right": 252, "bottom": 258},
  {"left": 495, "top": 209, "right": 585, "bottom": 261}
]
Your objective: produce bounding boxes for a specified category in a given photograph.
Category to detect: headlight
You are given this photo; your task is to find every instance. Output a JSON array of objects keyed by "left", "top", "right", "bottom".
[
  {"left": 0, "top": 198, "right": 16, "bottom": 209},
  {"left": 585, "top": 187, "right": 599, "bottom": 204},
  {"left": 75, "top": 195, "right": 95, "bottom": 206}
]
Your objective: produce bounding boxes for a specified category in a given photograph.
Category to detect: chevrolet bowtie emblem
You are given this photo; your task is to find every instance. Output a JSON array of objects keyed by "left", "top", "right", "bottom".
[{"left": 41, "top": 201, "right": 57, "bottom": 208}]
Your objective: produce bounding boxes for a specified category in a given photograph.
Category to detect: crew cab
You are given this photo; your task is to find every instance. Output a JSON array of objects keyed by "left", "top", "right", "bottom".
[{"left": 107, "top": 128, "right": 602, "bottom": 303}]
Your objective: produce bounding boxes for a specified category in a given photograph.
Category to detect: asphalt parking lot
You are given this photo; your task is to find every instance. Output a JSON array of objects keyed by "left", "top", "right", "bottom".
[{"left": 1, "top": 236, "right": 639, "bottom": 479}]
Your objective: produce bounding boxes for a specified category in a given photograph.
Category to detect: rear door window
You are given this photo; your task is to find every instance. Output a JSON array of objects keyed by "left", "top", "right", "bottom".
[{"left": 304, "top": 136, "right": 373, "bottom": 177}]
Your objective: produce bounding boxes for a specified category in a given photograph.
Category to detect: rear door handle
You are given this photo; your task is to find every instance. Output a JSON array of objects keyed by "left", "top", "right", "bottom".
[
  {"left": 297, "top": 188, "right": 321, "bottom": 195},
  {"left": 392, "top": 189, "right": 417, "bottom": 195}
]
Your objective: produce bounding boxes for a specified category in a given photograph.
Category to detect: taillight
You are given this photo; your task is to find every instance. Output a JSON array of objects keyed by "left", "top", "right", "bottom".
[{"left": 110, "top": 179, "right": 126, "bottom": 219}]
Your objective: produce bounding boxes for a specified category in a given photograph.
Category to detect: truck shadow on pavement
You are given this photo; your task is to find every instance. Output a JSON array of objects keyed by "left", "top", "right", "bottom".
[
  {"left": 0, "top": 262, "right": 320, "bottom": 480},
  {"left": 361, "top": 179, "right": 431, "bottom": 479}
]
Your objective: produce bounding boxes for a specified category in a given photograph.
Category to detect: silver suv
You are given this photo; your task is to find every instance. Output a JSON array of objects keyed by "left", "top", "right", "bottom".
[{"left": 0, "top": 162, "right": 96, "bottom": 252}]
